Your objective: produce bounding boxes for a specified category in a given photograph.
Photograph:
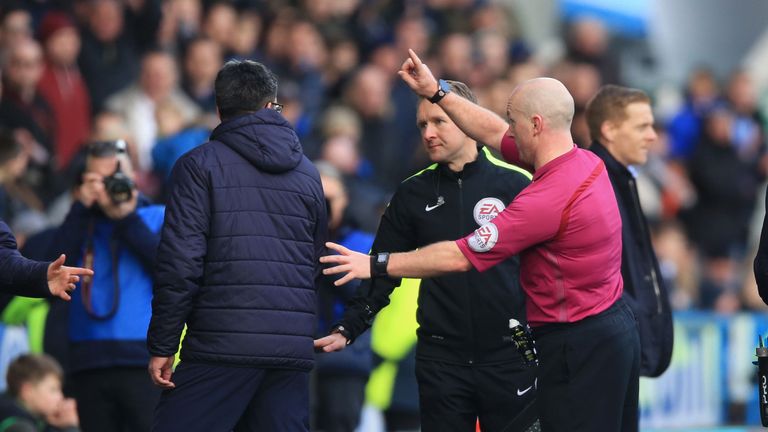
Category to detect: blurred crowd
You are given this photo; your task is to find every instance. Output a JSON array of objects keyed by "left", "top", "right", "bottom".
[{"left": 0, "top": 0, "right": 767, "bottom": 428}]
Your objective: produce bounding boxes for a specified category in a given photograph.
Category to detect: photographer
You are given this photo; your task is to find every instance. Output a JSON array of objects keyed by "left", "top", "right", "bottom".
[{"left": 52, "top": 140, "right": 164, "bottom": 431}]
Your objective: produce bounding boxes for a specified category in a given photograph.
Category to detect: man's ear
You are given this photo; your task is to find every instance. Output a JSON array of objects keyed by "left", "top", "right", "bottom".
[
  {"left": 17, "top": 381, "right": 32, "bottom": 403},
  {"left": 600, "top": 120, "right": 616, "bottom": 144},
  {"left": 531, "top": 114, "right": 543, "bottom": 136}
]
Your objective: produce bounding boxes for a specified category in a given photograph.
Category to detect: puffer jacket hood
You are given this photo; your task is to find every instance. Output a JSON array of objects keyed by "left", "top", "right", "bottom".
[{"left": 210, "top": 109, "right": 302, "bottom": 174}]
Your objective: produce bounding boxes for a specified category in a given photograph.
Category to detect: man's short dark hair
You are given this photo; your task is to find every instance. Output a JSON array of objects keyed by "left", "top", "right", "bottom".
[
  {"left": 215, "top": 60, "right": 278, "bottom": 121},
  {"left": 6, "top": 354, "right": 63, "bottom": 397},
  {"left": 585, "top": 84, "right": 651, "bottom": 143}
]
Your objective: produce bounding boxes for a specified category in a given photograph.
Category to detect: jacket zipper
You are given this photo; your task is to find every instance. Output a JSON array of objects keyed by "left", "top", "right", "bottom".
[
  {"left": 628, "top": 177, "right": 663, "bottom": 314},
  {"left": 458, "top": 176, "right": 475, "bottom": 365}
]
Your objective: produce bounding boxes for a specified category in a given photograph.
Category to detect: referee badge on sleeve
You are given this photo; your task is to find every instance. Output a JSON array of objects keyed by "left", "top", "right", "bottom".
[{"left": 468, "top": 223, "right": 498, "bottom": 253}]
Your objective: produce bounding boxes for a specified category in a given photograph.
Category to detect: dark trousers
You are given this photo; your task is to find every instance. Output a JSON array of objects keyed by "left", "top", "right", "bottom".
[
  {"left": 415, "top": 358, "right": 537, "bottom": 432},
  {"left": 152, "top": 362, "right": 309, "bottom": 432},
  {"left": 68, "top": 367, "right": 161, "bottom": 432},
  {"left": 534, "top": 299, "right": 640, "bottom": 432}
]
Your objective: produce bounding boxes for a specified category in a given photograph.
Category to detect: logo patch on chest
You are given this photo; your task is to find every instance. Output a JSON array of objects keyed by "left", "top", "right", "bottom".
[
  {"left": 473, "top": 198, "right": 505, "bottom": 225},
  {"left": 468, "top": 223, "right": 498, "bottom": 253}
]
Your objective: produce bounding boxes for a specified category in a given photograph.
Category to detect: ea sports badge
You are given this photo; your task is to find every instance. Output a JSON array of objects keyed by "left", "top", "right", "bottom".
[
  {"left": 468, "top": 223, "right": 498, "bottom": 253},
  {"left": 473, "top": 198, "right": 505, "bottom": 225}
]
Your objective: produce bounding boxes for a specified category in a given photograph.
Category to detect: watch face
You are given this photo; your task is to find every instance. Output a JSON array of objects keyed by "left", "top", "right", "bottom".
[{"left": 377, "top": 255, "right": 387, "bottom": 263}]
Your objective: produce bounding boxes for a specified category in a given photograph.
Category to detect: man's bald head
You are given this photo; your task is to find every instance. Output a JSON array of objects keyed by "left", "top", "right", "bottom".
[{"left": 508, "top": 78, "right": 575, "bottom": 132}]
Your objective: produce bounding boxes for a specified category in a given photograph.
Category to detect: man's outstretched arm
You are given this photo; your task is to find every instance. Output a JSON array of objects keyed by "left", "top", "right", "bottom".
[
  {"left": 320, "top": 240, "right": 472, "bottom": 286},
  {"left": 398, "top": 49, "right": 509, "bottom": 152}
]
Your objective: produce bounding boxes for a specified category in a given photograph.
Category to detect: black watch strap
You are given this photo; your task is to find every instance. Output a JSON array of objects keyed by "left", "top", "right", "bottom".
[
  {"left": 370, "top": 252, "right": 390, "bottom": 278},
  {"left": 331, "top": 325, "right": 352, "bottom": 345},
  {"left": 428, "top": 79, "right": 450, "bottom": 104}
]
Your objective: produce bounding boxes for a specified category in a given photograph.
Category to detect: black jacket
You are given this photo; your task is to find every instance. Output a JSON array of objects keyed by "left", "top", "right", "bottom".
[
  {"left": 147, "top": 109, "right": 327, "bottom": 371},
  {"left": 338, "top": 147, "right": 531, "bottom": 365},
  {"left": 590, "top": 141, "right": 674, "bottom": 377}
]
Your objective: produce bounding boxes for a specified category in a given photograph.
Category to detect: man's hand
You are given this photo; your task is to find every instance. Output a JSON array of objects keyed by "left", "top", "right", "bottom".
[
  {"left": 148, "top": 355, "right": 176, "bottom": 389},
  {"left": 77, "top": 172, "right": 105, "bottom": 208},
  {"left": 47, "top": 254, "right": 93, "bottom": 301},
  {"left": 47, "top": 398, "right": 79, "bottom": 428},
  {"left": 98, "top": 188, "right": 138, "bottom": 220},
  {"left": 397, "top": 49, "right": 439, "bottom": 98},
  {"left": 314, "top": 332, "right": 349, "bottom": 353},
  {"left": 319, "top": 242, "right": 371, "bottom": 286}
]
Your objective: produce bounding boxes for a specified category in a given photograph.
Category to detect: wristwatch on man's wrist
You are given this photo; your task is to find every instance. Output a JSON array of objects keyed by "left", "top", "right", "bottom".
[
  {"left": 428, "top": 79, "right": 451, "bottom": 104},
  {"left": 331, "top": 325, "right": 352, "bottom": 345},
  {"left": 370, "top": 252, "right": 390, "bottom": 278}
]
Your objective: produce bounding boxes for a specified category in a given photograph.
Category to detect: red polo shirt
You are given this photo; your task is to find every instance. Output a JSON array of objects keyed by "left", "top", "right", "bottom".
[{"left": 456, "top": 136, "right": 623, "bottom": 326}]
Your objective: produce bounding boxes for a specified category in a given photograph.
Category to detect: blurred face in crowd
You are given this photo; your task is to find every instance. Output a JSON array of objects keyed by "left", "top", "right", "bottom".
[
  {"left": 230, "top": 13, "right": 261, "bottom": 56},
  {"left": 203, "top": 3, "right": 236, "bottom": 47},
  {"left": 417, "top": 99, "right": 475, "bottom": 171},
  {"left": 346, "top": 66, "right": 390, "bottom": 119},
  {"left": 21, "top": 374, "right": 64, "bottom": 418},
  {"left": 89, "top": 0, "right": 123, "bottom": 43},
  {"left": 727, "top": 71, "right": 756, "bottom": 115},
  {"left": 45, "top": 26, "right": 81, "bottom": 66},
  {"left": 184, "top": 39, "right": 222, "bottom": 87},
  {"left": 439, "top": 33, "right": 472, "bottom": 82},
  {"left": 140, "top": 52, "right": 177, "bottom": 102},
  {"left": 604, "top": 102, "right": 656, "bottom": 166},
  {"left": 288, "top": 21, "right": 326, "bottom": 69},
  {"left": 1, "top": 9, "right": 32, "bottom": 50},
  {"left": 5, "top": 38, "right": 44, "bottom": 94}
]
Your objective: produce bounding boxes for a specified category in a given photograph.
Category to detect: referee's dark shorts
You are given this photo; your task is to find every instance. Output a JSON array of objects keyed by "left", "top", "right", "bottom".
[{"left": 533, "top": 298, "right": 640, "bottom": 432}]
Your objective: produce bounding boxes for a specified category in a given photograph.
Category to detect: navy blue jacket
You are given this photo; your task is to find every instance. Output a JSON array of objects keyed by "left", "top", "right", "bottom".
[
  {"left": 0, "top": 221, "right": 49, "bottom": 298},
  {"left": 590, "top": 141, "right": 673, "bottom": 377},
  {"left": 147, "top": 109, "right": 327, "bottom": 371}
]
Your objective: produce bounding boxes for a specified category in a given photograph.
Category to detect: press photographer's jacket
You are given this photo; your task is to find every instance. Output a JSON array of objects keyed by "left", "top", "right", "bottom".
[{"left": 56, "top": 197, "right": 164, "bottom": 372}]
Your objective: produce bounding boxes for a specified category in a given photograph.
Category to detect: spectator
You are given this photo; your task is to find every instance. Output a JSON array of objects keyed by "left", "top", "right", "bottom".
[
  {"left": 36, "top": 11, "right": 91, "bottom": 172},
  {"left": 52, "top": 139, "right": 164, "bottom": 431},
  {"left": 78, "top": 0, "right": 161, "bottom": 112},
  {"left": 0, "top": 5, "right": 32, "bottom": 59},
  {"left": 105, "top": 49, "right": 199, "bottom": 173},
  {"left": 0, "top": 353, "right": 80, "bottom": 432},
  {"left": 151, "top": 99, "right": 210, "bottom": 180},
  {"left": 0, "top": 38, "right": 56, "bottom": 202},
  {"left": 181, "top": 36, "right": 222, "bottom": 114}
]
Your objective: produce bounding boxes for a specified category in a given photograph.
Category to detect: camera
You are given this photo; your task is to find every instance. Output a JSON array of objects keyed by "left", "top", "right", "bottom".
[{"left": 103, "top": 161, "right": 134, "bottom": 204}]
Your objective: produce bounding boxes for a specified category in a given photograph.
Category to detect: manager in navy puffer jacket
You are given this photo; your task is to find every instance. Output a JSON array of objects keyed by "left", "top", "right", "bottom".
[{"left": 148, "top": 60, "right": 328, "bottom": 432}]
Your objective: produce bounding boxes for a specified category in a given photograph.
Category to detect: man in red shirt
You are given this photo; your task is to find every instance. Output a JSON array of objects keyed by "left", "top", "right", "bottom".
[{"left": 318, "top": 50, "right": 640, "bottom": 432}]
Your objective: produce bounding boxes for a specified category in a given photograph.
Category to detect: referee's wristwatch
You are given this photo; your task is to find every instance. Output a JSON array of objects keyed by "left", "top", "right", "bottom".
[
  {"left": 370, "top": 252, "right": 390, "bottom": 278},
  {"left": 428, "top": 79, "right": 451, "bottom": 104}
]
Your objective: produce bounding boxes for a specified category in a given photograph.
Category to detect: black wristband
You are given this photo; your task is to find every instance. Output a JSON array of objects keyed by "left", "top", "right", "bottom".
[
  {"left": 370, "top": 252, "right": 390, "bottom": 278},
  {"left": 428, "top": 79, "right": 450, "bottom": 104},
  {"left": 331, "top": 325, "right": 352, "bottom": 345}
]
